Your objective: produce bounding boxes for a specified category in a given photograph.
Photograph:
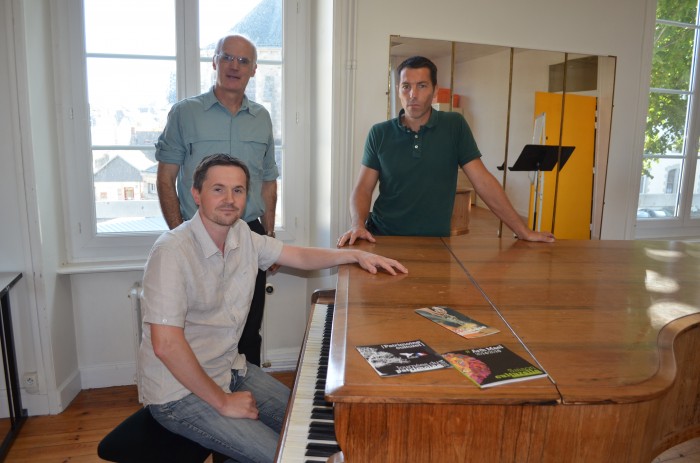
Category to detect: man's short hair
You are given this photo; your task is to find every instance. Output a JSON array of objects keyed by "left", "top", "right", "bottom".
[
  {"left": 215, "top": 34, "right": 258, "bottom": 64},
  {"left": 396, "top": 56, "right": 438, "bottom": 87},
  {"left": 193, "top": 154, "right": 250, "bottom": 192}
]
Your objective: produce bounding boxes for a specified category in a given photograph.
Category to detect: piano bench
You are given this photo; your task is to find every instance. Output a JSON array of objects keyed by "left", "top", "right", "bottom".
[{"left": 98, "top": 406, "right": 229, "bottom": 462}]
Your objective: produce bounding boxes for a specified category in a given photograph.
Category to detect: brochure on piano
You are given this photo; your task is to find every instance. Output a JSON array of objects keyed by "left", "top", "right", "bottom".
[
  {"left": 442, "top": 344, "right": 547, "bottom": 388},
  {"left": 415, "top": 306, "right": 499, "bottom": 339},
  {"left": 356, "top": 339, "right": 451, "bottom": 377}
]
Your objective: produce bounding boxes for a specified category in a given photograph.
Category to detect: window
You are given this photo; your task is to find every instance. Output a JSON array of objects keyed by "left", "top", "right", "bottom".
[
  {"left": 665, "top": 168, "right": 678, "bottom": 194},
  {"left": 57, "top": 0, "right": 305, "bottom": 262},
  {"left": 638, "top": 0, "right": 700, "bottom": 235}
]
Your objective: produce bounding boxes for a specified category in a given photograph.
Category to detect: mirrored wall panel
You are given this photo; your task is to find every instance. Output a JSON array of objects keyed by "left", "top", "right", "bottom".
[{"left": 389, "top": 36, "right": 616, "bottom": 239}]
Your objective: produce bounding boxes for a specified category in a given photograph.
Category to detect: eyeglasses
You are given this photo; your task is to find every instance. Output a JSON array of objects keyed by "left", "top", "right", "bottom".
[{"left": 216, "top": 53, "right": 252, "bottom": 66}]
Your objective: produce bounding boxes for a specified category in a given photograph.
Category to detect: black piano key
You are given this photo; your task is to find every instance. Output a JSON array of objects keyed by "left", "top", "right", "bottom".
[
  {"left": 314, "top": 391, "right": 332, "bottom": 406},
  {"left": 309, "top": 421, "right": 335, "bottom": 432},
  {"left": 309, "top": 426, "right": 335, "bottom": 437},
  {"left": 308, "top": 431, "right": 337, "bottom": 441},
  {"left": 311, "top": 407, "right": 334, "bottom": 420},
  {"left": 306, "top": 443, "right": 342, "bottom": 458}
]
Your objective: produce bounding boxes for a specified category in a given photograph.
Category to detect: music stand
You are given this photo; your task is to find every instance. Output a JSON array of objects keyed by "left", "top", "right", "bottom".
[{"left": 505, "top": 144, "right": 575, "bottom": 231}]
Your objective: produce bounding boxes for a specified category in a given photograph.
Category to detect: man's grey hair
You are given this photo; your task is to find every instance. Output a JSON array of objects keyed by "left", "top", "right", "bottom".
[{"left": 214, "top": 34, "right": 258, "bottom": 64}]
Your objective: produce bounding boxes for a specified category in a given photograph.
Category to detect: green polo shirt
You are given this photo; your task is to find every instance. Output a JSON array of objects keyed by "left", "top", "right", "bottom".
[
  {"left": 155, "top": 88, "right": 278, "bottom": 223},
  {"left": 362, "top": 109, "right": 481, "bottom": 236}
]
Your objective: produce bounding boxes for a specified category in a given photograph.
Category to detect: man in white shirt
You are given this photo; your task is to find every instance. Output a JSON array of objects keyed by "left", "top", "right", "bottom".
[{"left": 139, "top": 154, "right": 407, "bottom": 462}]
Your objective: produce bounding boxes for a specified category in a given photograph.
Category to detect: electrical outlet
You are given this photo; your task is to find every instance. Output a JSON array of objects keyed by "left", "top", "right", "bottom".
[{"left": 23, "top": 372, "right": 38, "bottom": 392}]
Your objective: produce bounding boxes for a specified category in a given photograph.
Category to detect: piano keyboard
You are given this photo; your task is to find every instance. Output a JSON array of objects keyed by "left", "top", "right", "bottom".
[{"left": 276, "top": 304, "right": 341, "bottom": 462}]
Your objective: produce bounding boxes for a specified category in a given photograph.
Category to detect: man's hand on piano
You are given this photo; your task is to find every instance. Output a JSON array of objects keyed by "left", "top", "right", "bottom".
[
  {"left": 216, "top": 391, "right": 259, "bottom": 420},
  {"left": 354, "top": 251, "right": 408, "bottom": 276},
  {"left": 516, "top": 229, "right": 556, "bottom": 242},
  {"left": 337, "top": 226, "right": 376, "bottom": 247}
]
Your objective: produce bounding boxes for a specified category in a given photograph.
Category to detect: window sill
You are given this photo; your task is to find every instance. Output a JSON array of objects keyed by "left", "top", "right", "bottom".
[{"left": 57, "top": 260, "right": 146, "bottom": 275}]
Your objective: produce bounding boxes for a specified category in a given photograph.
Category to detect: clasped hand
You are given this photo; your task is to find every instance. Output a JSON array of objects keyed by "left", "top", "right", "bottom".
[{"left": 217, "top": 391, "right": 259, "bottom": 420}]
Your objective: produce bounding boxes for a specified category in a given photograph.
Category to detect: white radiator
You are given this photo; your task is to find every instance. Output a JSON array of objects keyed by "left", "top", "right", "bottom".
[{"left": 128, "top": 281, "right": 144, "bottom": 402}]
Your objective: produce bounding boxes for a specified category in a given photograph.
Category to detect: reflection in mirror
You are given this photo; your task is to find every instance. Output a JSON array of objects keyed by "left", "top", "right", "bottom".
[{"left": 389, "top": 36, "right": 616, "bottom": 239}]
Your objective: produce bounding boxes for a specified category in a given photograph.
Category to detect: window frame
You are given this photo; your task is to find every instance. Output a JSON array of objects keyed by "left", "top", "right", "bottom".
[
  {"left": 637, "top": 2, "right": 700, "bottom": 238},
  {"left": 53, "top": 0, "right": 308, "bottom": 264}
]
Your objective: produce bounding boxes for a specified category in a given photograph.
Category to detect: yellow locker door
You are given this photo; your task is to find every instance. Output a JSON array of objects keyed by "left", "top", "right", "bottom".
[{"left": 532, "top": 92, "right": 596, "bottom": 239}]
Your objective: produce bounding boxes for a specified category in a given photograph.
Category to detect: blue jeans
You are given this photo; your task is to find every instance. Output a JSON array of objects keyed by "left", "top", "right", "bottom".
[{"left": 149, "top": 363, "right": 290, "bottom": 463}]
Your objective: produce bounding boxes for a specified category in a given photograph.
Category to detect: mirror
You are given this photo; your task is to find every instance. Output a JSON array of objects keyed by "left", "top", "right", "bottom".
[{"left": 389, "top": 36, "right": 616, "bottom": 239}]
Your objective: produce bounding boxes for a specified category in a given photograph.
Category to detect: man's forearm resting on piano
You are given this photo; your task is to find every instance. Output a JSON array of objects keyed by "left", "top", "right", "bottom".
[{"left": 276, "top": 245, "right": 408, "bottom": 275}]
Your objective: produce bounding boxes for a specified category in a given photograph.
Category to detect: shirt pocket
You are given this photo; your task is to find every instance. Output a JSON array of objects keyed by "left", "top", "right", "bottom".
[
  {"left": 230, "top": 134, "right": 269, "bottom": 178},
  {"left": 188, "top": 137, "right": 232, "bottom": 159}
]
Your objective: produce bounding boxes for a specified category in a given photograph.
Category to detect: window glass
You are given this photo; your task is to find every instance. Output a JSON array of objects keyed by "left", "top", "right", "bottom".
[
  {"left": 84, "top": 0, "right": 175, "bottom": 56},
  {"left": 638, "top": 157, "right": 682, "bottom": 218},
  {"left": 644, "top": 93, "right": 689, "bottom": 156},
  {"left": 639, "top": 0, "right": 700, "bottom": 226},
  {"left": 693, "top": 156, "right": 700, "bottom": 218},
  {"left": 656, "top": 0, "right": 697, "bottom": 25},
  {"left": 651, "top": 24, "right": 694, "bottom": 91},
  {"left": 86, "top": 59, "right": 176, "bottom": 147},
  {"left": 84, "top": 0, "right": 176, "bottom": 234},
  {"left": 82, "top": 0, "right": 284, "bottom": 234}
]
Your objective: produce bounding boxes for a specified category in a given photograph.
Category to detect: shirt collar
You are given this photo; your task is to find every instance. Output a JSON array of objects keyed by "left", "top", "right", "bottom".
[
  {"left": 190, "top": 210, "right": 241, "bottom": 258},
  {"left": 204, "top": 86, "right": 261, "bottom": 117},
  {"left": 395, "top": 108, "right": 438, "bottom": 132}
]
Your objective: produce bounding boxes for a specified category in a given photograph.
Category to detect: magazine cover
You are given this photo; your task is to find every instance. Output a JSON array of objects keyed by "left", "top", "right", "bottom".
[
  {"left": 356, "top": 339, "right": 451, "bottom": 377},
  {"left": 442, "top": 344, "right": 547, "bottom": 388},
  {"left": 415, "top": 306, "right": 499, "bottom": 339}
]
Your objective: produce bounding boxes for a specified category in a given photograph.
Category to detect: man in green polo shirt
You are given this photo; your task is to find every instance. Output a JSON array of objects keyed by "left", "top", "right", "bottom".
[{"left": 337, "top": 56, "right": 555, "bottom": 246}]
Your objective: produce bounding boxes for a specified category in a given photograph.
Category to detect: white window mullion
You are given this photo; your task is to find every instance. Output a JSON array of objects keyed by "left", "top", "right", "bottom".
[
  {"left": 680, "top": 24, "right": 700, "bottom": 225},
  {"left": 178, "top": 0, "right": 200, "bottom": 98}
]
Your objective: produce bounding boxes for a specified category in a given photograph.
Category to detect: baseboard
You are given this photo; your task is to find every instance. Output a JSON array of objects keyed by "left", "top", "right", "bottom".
[
  {"left": 262, "top": 347, "right": 300, "bottom": 372},
  {"left": 80, "top": 361, "right": 137, "bottom": 390},
  {"left": 17, "top": 368, "right": 82, "bottom": 416},
  {"left": 50, "top": 369, "right": 82, "bottom": 414}
]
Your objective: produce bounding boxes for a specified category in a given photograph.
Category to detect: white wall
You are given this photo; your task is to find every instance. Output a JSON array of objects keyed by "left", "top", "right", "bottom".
[
  {"left": 2, "top": 0, "right": 656, "bottom": 416},
  {"left": 0, "top": 0, "right": 41, "bottom": 412}
]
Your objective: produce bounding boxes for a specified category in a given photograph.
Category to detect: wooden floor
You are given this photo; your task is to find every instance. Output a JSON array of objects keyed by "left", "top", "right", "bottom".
[
  {"left": 4, "top": 207, "right": 699, "bottom": 462},
  {"left": 5, "top": 372, "right": 296, "bottom": 463}
]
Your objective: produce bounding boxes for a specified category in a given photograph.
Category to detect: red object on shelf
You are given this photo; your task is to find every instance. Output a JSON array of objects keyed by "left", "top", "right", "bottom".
[{"left": 433, "top": 87, "right": 451, "bottom": 103}]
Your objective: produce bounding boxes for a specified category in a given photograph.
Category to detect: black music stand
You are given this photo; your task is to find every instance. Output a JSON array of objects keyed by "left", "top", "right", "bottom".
[{"left": 501, "top": 144, "right": 575, "bottom": 231}]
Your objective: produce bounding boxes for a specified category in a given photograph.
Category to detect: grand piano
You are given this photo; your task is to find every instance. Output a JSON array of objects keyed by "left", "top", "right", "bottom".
[{"left": 276, "top": 236, "right": 700, "bottom": 462}]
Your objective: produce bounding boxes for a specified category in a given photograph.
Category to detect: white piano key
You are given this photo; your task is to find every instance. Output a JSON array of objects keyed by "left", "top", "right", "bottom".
[{"left": 277, "top": 304, "right": 340, "bottom": 463}]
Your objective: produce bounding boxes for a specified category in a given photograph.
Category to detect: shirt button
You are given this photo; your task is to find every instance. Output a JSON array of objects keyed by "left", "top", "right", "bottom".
[
  {"left": 414, "top": 134, "right": 418, "bottom": 138},
  {"left": 414, "top": 145, "right": 419, "bottom": 149}
]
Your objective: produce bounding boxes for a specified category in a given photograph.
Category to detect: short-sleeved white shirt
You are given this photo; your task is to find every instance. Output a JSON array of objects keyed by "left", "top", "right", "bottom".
[{"left": 138, "top": 211, "right": 283, "bottom": 405}]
